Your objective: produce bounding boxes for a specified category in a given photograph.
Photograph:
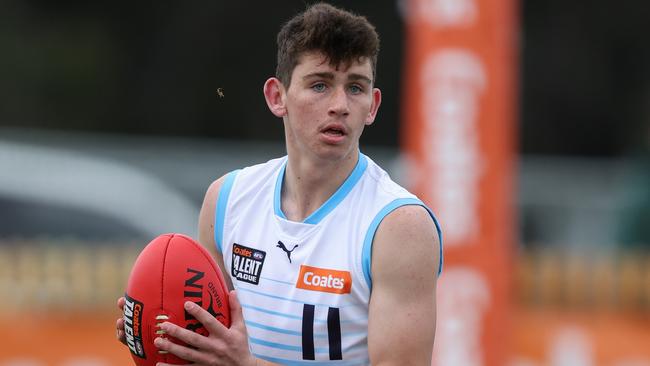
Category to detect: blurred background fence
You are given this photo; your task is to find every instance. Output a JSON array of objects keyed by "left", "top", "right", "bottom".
[{"left": 3, "top": 240, "right": 650, "bottom": 313}]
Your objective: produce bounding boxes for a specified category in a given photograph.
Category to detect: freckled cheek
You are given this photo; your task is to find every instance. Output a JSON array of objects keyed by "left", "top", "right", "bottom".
[
  {"left": 298, "top": 97, "right": 320, "bottom": 112},
  {"left": 288, "top": 94, "right": 317, "bottom": 112},
  {"left": 293, "top": 101, "right": 323, "bottom": 125}
]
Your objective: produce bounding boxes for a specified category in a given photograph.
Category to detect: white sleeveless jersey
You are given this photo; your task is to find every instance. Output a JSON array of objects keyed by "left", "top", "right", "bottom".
[{"left": 215, "top": 153, "right": 442, "bottom": 365}]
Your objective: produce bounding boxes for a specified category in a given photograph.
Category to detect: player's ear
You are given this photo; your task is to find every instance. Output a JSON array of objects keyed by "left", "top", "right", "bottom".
[
  {"left": 264, "top": 77, "right": 287, "bottom": 117},
  {"left": 365, "top": 87, "right": 382, "bottom": 125}
]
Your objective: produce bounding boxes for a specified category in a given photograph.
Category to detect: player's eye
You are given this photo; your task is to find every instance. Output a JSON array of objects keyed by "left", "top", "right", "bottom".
[
  {"left": 349, "top": 85, "right": 363, "bottom": 94},
  {"left": 311, "top": 83, "right": 327, "bottom": 92}
]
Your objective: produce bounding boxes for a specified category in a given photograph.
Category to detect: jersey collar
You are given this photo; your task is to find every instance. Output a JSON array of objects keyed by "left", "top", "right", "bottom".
[{"left": 274, "top": 152, "right": 368, "bottom": 225}]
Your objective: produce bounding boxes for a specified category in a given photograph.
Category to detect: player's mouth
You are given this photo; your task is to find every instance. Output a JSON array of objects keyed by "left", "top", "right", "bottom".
[
  {"left": 319, "top": 124, "right": 348, "bottom": 144},
  {"left": 320, "top": 123, "right": 348, "bottom": 136},
  {"left": 324, "top": 128, "right": 345, "bottom": 136}
]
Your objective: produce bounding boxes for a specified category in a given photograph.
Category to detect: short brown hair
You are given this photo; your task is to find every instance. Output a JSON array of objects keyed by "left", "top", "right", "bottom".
[{"left": 275, "top": 2, "right": 380, "bottom": 87}]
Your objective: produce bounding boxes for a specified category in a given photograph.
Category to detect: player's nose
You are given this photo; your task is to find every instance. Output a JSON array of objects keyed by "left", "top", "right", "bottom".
[{"left": 328, "top": 86, "right": 350, "bottom": 117}]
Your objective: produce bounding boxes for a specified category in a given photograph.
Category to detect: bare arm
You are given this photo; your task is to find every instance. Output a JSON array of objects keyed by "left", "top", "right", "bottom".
[
  {"left": 197, "top": 175, "right": 234, "bottom": 290},
  {"left": 368, "top": 205, "right": 440, "bottom": 365}
]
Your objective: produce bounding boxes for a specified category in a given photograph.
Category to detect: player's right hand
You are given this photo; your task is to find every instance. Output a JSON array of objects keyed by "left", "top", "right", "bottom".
[
  {"left": 153, "top": 290, "right": 256, "bottom": 366},
  {"left": 116, "top": 296, "right": 127, "bottom": 345}
]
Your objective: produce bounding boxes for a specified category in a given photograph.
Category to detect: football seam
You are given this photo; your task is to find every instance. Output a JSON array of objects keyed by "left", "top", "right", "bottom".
[
  {"left": 158, "top": 234, "right": 174, "bottom": 361},
  {"left": 160, "top": 233, "right": 174, "bottom": 312}
]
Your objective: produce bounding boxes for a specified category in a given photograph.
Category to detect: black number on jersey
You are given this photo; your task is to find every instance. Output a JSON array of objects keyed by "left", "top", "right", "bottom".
[{"left": 301, "top": 304, "right": 342, "bottom": 360}]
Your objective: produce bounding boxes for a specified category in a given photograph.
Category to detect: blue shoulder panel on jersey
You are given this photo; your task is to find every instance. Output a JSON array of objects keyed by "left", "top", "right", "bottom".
[
  {"left": 303, "top": 153, "right": 368, "bottom": 224},
  {"left": 274, "top": 152, "right": 368, "bottom": 225},
  {"left": 214, "top": 169, "right": 240, "bottom": 254},
  {"left": 362, "top": 198, "right": 443, "bottom": 289}
]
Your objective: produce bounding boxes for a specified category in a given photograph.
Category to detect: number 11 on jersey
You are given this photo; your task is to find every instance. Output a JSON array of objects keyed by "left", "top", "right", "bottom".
[{"left": 302, "top": 304, "right": 342, "bottom": 360}]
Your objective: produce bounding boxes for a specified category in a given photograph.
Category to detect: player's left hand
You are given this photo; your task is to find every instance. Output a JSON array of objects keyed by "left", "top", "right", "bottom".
[{"left": 153, "top": 290, "right": 256, "bottom": 366}]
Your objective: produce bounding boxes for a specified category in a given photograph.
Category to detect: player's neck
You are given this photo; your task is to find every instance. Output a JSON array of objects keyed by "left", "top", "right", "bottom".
[{"left": 281, "top": 150, "right": 358, "bottom": 222}]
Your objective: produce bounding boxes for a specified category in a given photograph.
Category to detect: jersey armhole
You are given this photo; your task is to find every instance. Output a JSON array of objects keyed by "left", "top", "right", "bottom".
[
  {"left": 361, "top": 198, "right": 443, "bottom": 290},
  {"left": 214, "top": 169, "right": 240, "bottom": 254}
]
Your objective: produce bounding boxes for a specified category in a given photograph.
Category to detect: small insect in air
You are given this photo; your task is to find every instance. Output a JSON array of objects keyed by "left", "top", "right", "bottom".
[{"left": 216, "top": 88, "right": 224, "bottom": 98}]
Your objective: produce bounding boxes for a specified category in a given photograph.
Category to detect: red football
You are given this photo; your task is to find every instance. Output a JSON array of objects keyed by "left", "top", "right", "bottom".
[{"left": 123, "top": 233, "right": 230, "bottom": 366}]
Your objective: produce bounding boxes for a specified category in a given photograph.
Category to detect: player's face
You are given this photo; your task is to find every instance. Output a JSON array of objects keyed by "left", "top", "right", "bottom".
[{"left": 281, "top": 51, "right": 381, "bottom": 162}]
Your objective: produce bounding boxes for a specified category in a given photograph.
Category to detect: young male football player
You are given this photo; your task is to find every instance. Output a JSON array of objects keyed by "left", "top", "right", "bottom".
[{"left": 118, "top": 3, "right": 442, "bottom": 365}]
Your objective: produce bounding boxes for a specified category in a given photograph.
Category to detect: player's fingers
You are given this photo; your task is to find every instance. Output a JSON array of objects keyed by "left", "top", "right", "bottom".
[
  {"left": 158, "top": 321, "right": 213, "bottom": 351},
  {"left": 116, "top": 297, "right": 127, "bottom": 345},
  {"left": 182, "top": 301, "right": 228, "bottom": 337},
  {"left": 116, "top": 329, "right": 126, "bottom": 345},
  {"left": 117, "top": 296, "right": 125, "bottom": 310},
  {"left": 116, "top": 317, "right": 124, "bottom": 329},
  {"left": 116, "top": 318, "right": 126, "bottom": 345},
  {"left": 154, "top": 337, "right": 214, "bottom": 364},
  {"left": 228, "top": 290, "right": 245, "bottom": 327}
]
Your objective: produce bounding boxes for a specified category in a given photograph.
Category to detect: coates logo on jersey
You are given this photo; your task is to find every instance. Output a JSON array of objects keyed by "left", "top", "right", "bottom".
[
  {"left": 231, "top": 243, "right": 266, "bottom": 285},
  {"left": 296, "top": 265, "right": 352, "bottom": 294}
]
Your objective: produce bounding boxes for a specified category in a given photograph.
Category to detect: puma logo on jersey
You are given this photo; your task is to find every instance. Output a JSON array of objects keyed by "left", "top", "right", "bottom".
[
  {"left": 276, "top": 240, "right": 298, "bottom": 263},
  {"left": 296, "top": 265, "right": 352, "bottom": 294}
]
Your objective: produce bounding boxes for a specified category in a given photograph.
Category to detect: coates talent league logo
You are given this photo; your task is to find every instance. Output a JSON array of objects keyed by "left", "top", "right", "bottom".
[
  {"left": 231, "top": 243, "right": 266, "bottom": 285},
  {"left": 123, "top": 294, "right": 146, "bottom": 359}
]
